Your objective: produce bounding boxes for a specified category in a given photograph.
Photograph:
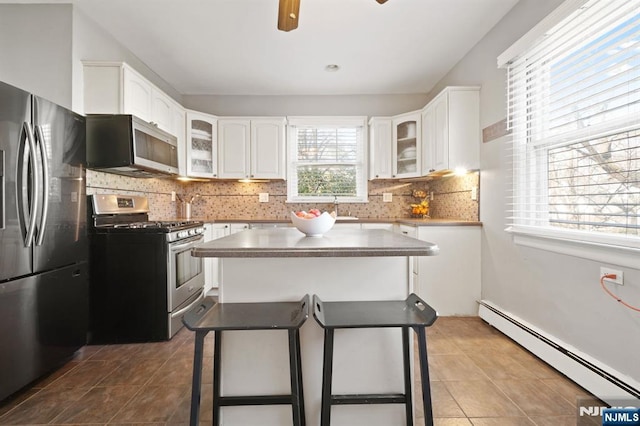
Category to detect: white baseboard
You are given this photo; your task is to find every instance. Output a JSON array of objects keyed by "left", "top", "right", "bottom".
[{"left": 478, "top": 301, "right": 640, "bottom": 405}]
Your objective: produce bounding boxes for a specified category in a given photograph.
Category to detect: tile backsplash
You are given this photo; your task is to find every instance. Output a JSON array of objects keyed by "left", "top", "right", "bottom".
[{"left": 87, "top": 170, "right": 479, "bottom": 221}]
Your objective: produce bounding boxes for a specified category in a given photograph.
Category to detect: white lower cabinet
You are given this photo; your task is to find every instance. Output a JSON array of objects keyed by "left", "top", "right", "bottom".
[
  {"left": 229, "top": 223, "right": 250, "bottom": 233},
  {"left": 203, "top": 224, "right": 229, "bottom": 295},
  {"left": 361, "top": 223, "right": 394, "bottom": 231},
  {"left": 203, "top": 223, "right": 250, "bottom": 295},
  {"left": 333, "top": 223, "right": 362, "bottom": 230},
  {"left": 415, "top": 226, "right": 481, "bottom": 316}
]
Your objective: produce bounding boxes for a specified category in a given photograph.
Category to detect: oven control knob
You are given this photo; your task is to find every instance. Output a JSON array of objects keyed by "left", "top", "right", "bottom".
[
  {"left": 188, "top": 229, "right": 196, "bottom": 236},
  {"left": 178, "top": 231, "right": 188, "bottom": 239}
]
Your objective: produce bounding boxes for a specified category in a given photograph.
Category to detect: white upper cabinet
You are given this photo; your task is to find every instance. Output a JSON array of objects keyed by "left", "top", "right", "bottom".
[
  {"left": 218, "top": 118, "right": 285, "bottom": 179},
  {"left": 392, "top": 111, "right": 421, "bottom": 178},
  {"left": 186, "top": 110, "right": 217, "bottom": 178},
  {"left": 83, "top": 61, "right": 187, "bottom": 173},
  {"left": 422, "top": 87, "right": 480, "bottom": 173},
  {"left": 369, "top": 111, "right": 422, "bottom": 179},
  {"left": 121, "top": 66, "right": 153, "bottom": 122},
  {"left": 368, "top": 117, "right": 393, "bottom": 179},
  {"left": 83, "top": 62, "right": 185, "bottom": 138}
]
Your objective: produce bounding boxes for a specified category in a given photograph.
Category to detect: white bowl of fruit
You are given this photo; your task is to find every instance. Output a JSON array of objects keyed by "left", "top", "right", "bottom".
[{"left": 291, "top": 209, "right": 337, "bottom": 237}]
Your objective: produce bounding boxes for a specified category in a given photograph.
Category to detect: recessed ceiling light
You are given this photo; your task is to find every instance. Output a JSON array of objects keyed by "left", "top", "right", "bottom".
[{"left": 325, "top": 64, "right": 340, "bottom": 72}]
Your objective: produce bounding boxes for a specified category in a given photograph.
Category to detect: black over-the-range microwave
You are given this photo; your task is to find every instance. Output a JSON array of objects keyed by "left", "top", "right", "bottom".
[{"left": 86, "top": 114, "right": 179, "bottom": 178}]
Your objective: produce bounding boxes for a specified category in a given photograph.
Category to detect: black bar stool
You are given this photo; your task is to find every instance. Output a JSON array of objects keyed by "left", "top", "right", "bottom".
[
  {"left": 183, "top": 295, "right": 310, "bottom": 426},
  {"left": 312, "top": 293, "right": 437, "bottom": 426}
]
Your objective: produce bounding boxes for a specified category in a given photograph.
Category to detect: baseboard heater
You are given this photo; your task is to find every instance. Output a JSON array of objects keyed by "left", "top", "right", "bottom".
[{"left": 478, "top": 300, "right": 640, "bottom": 404}]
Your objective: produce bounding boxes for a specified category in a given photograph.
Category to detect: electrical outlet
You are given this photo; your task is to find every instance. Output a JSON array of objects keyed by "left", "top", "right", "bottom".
[
  {"left": 600, "top": 267, "right": 624, "bottom": 285},
  {"left": 430, "top": 191, "right": 434, "bottom": 201},
  {"left": 471, "top": 187, "right": 478, "bottom": 201},
  {"left": 171, "top": 191, "right": 176, "bottom": 202},
  {"left": 259, "top": 193, "right": 269, "bottom": 203},
  {"left": 383, "top": 193, "right": 393, "bottom": 202}
]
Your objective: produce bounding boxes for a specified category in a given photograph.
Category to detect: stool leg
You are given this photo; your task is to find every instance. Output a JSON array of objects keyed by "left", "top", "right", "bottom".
[
  {"left": 414, "top": 326, "right": 434, "bottom": 426},
  {"left": 402, "top": 327, "right": 414, "bottom": 426},
  {"left": 189, "top": 330, "right": 207, "bottom": 426},
  {"left": 288, "top": 329, "right": 305, "bottom": 426},
  {"left": 213, "top": 330, "right": 222, "bottom": 426},
  {"left": 320, "top": 328, "right": 335, "bottom": 426},
  {"left": 294, "top": 328, "right": 306, "bottom": 426}
]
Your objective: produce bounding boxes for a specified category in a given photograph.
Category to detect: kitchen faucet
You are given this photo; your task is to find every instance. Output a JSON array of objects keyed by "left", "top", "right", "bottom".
[{"left": 333, "top": 195, "right": 339, "bottom": 217}]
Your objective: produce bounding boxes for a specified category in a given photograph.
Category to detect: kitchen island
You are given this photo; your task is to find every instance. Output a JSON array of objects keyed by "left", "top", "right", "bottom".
[{"left": 191, "top": 228, "right": 438, "bottom": 426}]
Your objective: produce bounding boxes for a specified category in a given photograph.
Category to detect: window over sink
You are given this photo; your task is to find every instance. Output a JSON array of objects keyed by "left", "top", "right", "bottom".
[{"left": 286, "top": 117, "right": 368, "bottom": 203}]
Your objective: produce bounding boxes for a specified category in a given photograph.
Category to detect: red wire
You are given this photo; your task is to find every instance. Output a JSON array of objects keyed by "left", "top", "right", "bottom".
[{"left": 600, "top": 274, "right": 640, "bottom": 312}]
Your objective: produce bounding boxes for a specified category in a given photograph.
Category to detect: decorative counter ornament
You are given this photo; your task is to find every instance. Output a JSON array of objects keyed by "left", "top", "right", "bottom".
[
  {"left": 177, "top": 193, "right": 200, "bottom": 220},
  {"left": 290, "top": 209, "right": 336, "bottom": 237},
  {"left": 410, "top": 190, "right": 430, "bottom": 218}
]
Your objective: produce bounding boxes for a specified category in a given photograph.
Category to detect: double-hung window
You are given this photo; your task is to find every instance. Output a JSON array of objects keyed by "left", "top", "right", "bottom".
[
  {"left": 501, "top": 0, "right": 640, "bottom": 255},
  {"left": 286, "top": 117, "right": 368, "bottom": 203}
]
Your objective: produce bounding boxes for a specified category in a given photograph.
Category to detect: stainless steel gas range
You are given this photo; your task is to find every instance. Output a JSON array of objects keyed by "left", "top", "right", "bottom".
[{"left": 88, "top": 194, "right": 205, "bottom": 342}]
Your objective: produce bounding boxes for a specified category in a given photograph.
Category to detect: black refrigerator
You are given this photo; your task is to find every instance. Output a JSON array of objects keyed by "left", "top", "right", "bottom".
[{"left": 0, "top": 81, "right": 88, "bottom": 401}]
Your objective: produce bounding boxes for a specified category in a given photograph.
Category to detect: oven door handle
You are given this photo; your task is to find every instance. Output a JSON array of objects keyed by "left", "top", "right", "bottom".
[
  {"left": 169, "top": 235, "right": 204, "bottom": 253},
  {"left": 171, "top": 288, "right": 205, "bottom": 318}
]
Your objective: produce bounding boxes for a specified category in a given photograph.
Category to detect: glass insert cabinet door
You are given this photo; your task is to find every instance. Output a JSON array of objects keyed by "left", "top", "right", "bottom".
[
  {"left": 186, "top": 110, "right": 217, "bottom": 178},
  {"left": 392, "top": 112, "right": 421, "bottom": 178}
]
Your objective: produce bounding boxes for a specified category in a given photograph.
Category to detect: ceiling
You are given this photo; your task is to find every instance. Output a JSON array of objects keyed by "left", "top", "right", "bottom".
[{"left": 58, "top": 0, "right": 519, "bottom": 96}]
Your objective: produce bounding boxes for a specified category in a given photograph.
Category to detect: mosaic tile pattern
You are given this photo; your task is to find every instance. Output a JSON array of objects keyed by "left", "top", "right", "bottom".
[
  {"left": 427, "top": 172, "right": 480, "bottom": 221},
  {"left": 86, "top": 170, "right": 480, "bottom": 221}
]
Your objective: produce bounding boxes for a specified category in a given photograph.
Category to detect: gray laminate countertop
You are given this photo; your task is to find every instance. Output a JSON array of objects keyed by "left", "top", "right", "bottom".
[{"left": 191, "top": 228, "right": 439, "bottom": 258}]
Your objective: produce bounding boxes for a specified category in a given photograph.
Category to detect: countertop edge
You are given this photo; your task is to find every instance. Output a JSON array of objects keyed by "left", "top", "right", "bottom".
[
  {"left": 192, "top": 246, "right": 440, "bottom": 258},
  {"left": 193, "top": 218, "right": 482, "bottom": 227}
]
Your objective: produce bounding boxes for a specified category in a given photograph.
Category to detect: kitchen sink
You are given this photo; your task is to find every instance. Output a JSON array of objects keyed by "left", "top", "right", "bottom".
[{"left": 336, "top": 216, "right": 358, "bottom": 220}]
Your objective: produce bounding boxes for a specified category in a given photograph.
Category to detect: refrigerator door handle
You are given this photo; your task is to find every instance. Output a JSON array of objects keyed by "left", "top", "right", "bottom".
[
  {"left": 18, "top": 122, "right": 39, "bottom": 247},
  {"left": 34, "top": 125, "right": 49, "bottom": 246}
]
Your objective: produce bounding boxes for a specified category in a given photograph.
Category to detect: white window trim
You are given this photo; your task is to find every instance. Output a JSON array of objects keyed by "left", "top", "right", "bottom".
[
  {"left": 497, "top": 0, "right": 589, "bottom": 68},
  {"left": 286, "top": 116, "right": 369, "bottom": 203},
  {"left": 506, "top": 225, "right": 640, "bottom": 270}
]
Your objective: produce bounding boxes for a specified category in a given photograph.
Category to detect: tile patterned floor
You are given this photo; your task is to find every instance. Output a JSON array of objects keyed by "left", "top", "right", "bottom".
[{"left": 0, "top": 317, "right": 598, "bottom": 425}]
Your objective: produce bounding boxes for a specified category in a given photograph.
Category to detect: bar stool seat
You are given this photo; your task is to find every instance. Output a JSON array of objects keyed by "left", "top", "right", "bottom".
[
  {"left": 183, "top": 295, "right": 309, "bottom": 426},
  {"left": 312, "top": 293, "right": 437, "bottom": 426}
]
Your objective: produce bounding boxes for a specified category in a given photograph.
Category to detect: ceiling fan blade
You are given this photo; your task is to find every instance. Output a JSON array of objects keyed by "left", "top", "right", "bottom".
[{"left": 278, "top": 0, "right": 300, "bottom": 32}]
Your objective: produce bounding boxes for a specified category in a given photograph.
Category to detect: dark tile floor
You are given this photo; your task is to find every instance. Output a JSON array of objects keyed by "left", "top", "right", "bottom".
[{"left": 0, "top": 317, "right": 598, "bottom": 425}]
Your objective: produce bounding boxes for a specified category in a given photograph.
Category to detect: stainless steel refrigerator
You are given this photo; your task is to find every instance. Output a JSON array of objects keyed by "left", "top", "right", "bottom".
[{"left": 0, "top": 81, "right": 88, "bottom": 401}]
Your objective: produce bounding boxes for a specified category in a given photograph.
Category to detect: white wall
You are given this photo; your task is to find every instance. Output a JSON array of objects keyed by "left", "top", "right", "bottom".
[
  {"left": 71, "top": 7, "right": 183, "bottom": 113},
  {"left": 183, "top": 93, "right": 428, "bottom": 117},
  {"left": 0, "top": 4, "right": 182, "bottom": 113},
  {"left": 0, "top": 4, "right": 73, "bottom": 108},
  {"left": 433, "top": 0, "right": 640, "bottom": 388}
]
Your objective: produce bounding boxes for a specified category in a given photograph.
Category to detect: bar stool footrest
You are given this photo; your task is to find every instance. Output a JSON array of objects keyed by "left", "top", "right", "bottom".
[
  {"left": 218, "top": 395, "right": 296, "bottom": 406},
  {"left": 331, "top": 393, "right": 407, "bottom": 405}
]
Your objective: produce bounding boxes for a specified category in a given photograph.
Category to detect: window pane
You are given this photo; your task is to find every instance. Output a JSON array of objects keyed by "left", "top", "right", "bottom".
[
  {"left": 547, "top": 129, "right": 640, "bottom": 235},
  {"left": 297, "top": 165, "right": 357, "bottom": 197}
]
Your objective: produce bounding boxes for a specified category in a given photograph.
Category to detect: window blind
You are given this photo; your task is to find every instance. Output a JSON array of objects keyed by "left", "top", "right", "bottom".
[
  {"left": 287, "top": 119, "right": 367, "bottom": 202},
  {"left": 505, "top": 0, "right": 640, "bottom": 242}
]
